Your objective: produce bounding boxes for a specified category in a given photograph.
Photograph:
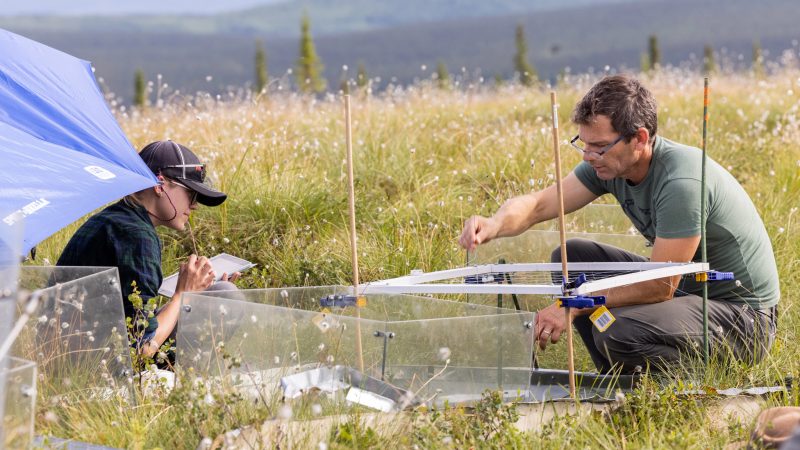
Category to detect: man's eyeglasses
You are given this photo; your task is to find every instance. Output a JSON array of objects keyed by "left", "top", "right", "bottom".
[
  {"left": 161, "top": 164, "right": 206, "bottom": 182},
  {"left": 569, "top": 135, "right": 625, "bottom": 158},
  {"left": 170, "top": 180, "right": 198, "bottom": 205}
]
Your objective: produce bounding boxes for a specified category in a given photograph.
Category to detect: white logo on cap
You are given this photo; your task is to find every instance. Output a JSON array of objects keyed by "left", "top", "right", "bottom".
[{"left": 84, "top": 165, "right": 116, "bottom": 180}]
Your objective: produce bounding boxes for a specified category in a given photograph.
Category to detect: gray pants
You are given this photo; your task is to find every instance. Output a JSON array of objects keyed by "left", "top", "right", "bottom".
[{"left": 551, "top": 238, "right": 777, "bottom": 374}]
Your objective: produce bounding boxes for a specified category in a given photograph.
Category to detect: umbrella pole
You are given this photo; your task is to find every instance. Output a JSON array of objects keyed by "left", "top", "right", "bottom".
[
  {"left": 550, "top": 91, "right": 576, "bottom": 399},
  {"left": 344, "top": 95, "right": 365, "bottom": 373}
]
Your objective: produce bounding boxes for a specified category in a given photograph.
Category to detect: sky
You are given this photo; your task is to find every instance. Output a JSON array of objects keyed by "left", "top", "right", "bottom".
[{"left": 1, "top": 0, "right": 285, "bottom": 16}]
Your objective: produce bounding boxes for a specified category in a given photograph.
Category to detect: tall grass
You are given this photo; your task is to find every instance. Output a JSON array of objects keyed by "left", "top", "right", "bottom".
[{"left": 29, "top": 63, "right": 800, "bottom": 448}]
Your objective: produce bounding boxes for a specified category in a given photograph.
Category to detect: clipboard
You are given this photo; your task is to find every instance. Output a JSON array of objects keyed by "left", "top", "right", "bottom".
[{"left": 158, "top": 252, "right": 255, "bottom": 297}]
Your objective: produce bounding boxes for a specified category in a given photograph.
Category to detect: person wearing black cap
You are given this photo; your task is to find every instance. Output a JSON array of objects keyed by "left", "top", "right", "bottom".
[{"left": 58, "top": 140, "right": 234, "bottom": 360}]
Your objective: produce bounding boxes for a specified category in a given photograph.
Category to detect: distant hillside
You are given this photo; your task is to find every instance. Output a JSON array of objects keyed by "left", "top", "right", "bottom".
[
  {"left": 5, "top": 0, "right": 799, "bottom": 102},
  {"left": 2, "top": 0, "right": 284, "bottom": 16},
  {"left": 0, "top": 0, "right": 646, "bottom": 38}
]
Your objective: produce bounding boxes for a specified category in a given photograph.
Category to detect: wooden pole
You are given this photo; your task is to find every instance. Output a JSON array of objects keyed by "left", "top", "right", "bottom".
[
  {"left": 550, "top": 91, "right": 576, "bottom": 398},
  {"left": 344, "top": 94, "right": 365, "bottom": 373},
  {"left": 701, "top": 78, "right": 710, "bottom": 365}
]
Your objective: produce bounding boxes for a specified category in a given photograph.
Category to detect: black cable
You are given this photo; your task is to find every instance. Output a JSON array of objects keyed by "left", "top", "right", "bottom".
[{"left": 147, "top": 185, "right": 178, "bottom": 222}]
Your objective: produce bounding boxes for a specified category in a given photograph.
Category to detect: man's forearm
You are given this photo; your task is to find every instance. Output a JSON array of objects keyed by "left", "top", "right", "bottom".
[
  {"left": 575, "top": 276, "right": 678, "bottom": 315},
  {"left": 492, "top": 194, "right": 546, "bottom": 238}
]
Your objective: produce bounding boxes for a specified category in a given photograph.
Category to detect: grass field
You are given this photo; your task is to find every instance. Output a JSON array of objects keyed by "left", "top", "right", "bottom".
[{"left": 27, "top": 64, "right": 800, "bottom": 448}]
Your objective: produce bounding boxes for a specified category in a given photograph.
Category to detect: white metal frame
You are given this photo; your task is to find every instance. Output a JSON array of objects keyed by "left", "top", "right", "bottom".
[{"left": 360, "top": 262, "right": 709, "bottom": 296}]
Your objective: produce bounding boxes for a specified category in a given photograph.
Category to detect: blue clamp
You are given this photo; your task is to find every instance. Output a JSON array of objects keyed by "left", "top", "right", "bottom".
[
  {"left": 708, "top": 271, "right": 734, "bottom": 281},
  {"left": 562, "top": 273, "right": 588, "bottom": 291},
  {"left": 319, "top": 295, "right": 357, "bottom": 308},
  {"left": 695, "top": 271, "right": 735, "bottom": 282},
  {"left": 558, "top": 295, "right": 606, "bottom": 309}
]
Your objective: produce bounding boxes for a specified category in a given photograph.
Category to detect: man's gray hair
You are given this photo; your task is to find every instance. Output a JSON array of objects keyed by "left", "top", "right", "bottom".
[{"left": 572, "top": 74, "right": 658, "bottom": 145}]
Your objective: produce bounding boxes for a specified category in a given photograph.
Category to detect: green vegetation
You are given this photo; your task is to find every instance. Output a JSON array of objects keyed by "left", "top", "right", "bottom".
[
  {"left": 753, "top": 40, "right": 764, "bottom": 77},
  {"left": 30, "top": 65, "right": 800, "bottom": 448},
  {"left": 513, "top": 24, "right": 537, "bottom": 87},
  {"left": 648, "top": 34, "right": 661, "bottom": 71},
  {"left": 254, "top": 40, "right": 268, "bottom": 94},
  {"left": 356, "top": 62, "right": 368, "bottom": 89},
  {"left": 296, "top": 12, "right": 325, "bottom": 94},
  {"left": 133, "top": 69, "right": 146, "bottom": 108},
  {"left": 435, "top": 60, "right": 450, "bottom": 90},
  {"left": 703, "top": 44, "right": 716, "bottom": 75}
]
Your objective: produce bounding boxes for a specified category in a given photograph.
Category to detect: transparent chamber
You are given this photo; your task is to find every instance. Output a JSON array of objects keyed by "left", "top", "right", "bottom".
[
  {"left": 13, "top": 266, "right": 134, "bottom": 402},
  {"left": 177, "top": 286, "right": 535, "bottom": 407}
]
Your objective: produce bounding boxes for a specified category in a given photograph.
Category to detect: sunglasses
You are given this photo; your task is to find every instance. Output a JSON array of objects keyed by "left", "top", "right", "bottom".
[
  {"left": 169, "top": 180, "right": 198, "bottom": 205},
  {"left": 161, "top": 163, "right": 206, "bottom": 182}
]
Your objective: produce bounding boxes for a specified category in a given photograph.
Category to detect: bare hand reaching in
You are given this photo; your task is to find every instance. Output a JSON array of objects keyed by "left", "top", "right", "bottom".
[
  {"left": 174, "top": 254, "right": 215, "bottom": 295},
  {"left": 458, "top": 215, "right": 499, "bottom": 252}
]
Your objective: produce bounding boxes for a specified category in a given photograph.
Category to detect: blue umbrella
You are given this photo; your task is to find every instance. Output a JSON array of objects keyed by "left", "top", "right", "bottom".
[{"left": 0, "top": 28, "right": 158, "bottom": 255}]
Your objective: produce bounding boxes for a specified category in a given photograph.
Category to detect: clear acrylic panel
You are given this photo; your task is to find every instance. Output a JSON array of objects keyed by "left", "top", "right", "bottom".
[
  {"left": 1, "top": 357, "right": 36, "bottom": 449},
  {"left": 177, "top": 286, "right": 534, "bottom": 407},
  {"left": 385, "top": 311, "right": 534, "bottom": 404},
  {"left": 469, "top": 229, "right": 650, "bottom": 266},
  {"left": 529, "top": 203, "right": 641, "bottom": 235},
  {"left": 1, "top": 217, "right": 23, "bottom": 358},
  {"left": 13, "top": 266, "right": 134, "bottom": 401},
  {"left": 0, "top": 212, "right": 22, "bottom": 302},
  {"left": 465, "top": 204, "right": 650, "bottom": 370},
  {"left": 1, "top": 217, "right": 24, "bottom": 448},
  {"left": 470, "top": 203, "right": 650, "bottom": 266}
]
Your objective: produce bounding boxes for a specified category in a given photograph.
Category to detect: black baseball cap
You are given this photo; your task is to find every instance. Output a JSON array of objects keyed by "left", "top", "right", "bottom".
[{"left": 138, "top": 140, "right": 227, "bottom": 207}]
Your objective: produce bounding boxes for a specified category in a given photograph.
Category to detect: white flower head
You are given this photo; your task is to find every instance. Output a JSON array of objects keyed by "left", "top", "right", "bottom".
[{"left": 278, "top": 404, "right": 293, "bottom": 420}]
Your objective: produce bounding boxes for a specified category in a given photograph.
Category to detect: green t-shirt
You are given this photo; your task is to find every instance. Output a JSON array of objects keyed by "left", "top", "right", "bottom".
[{"left": 573, "top": 136, "right": 779, "bottom": 308}]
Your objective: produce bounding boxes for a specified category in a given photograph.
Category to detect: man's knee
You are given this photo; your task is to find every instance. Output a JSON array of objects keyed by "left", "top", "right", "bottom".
[
  {"left": 591, "top": 316, "right": 643, "bottom": 363},
  {"left": 551, "top": 238, "right": 596, "bottom": 263}
]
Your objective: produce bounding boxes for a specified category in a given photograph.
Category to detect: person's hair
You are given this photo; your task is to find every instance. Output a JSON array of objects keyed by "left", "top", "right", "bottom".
[
  {"left": 572, "top": 74, "right": 658, "bottom": 145},
  {"left": 123, "top": 191, "right": 147, "bottom": 208},
  {"left": 123, "top": 173, "right": 164, "bottom": 208}
]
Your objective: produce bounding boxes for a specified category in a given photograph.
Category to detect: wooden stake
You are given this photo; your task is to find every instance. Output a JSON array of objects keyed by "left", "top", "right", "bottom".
[
  {"left": 344, "top": 95, "right": 365, "bottom": 373},
  {"left": 550, "top": 91, "right": 576, "bottom": 398},
  {"left": 701, "top": 78, "right": 710, "bottom": 365}
]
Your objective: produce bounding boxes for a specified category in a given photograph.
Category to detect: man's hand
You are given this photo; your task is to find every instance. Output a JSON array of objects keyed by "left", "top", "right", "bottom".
[
  {"left": 458, "top": 216, "right": 499, "bottom": 251},
  {"left": 174, "top": 254, "right": 215, "bottom": 294},
  {"left": 534, "top": 302, "right": 569, "bottom": 351}
]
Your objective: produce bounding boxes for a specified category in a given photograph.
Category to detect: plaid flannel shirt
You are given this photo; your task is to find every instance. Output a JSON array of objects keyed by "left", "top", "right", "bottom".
[{"left": 57, "top": 200, "right": 162, "bottom": 341}]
